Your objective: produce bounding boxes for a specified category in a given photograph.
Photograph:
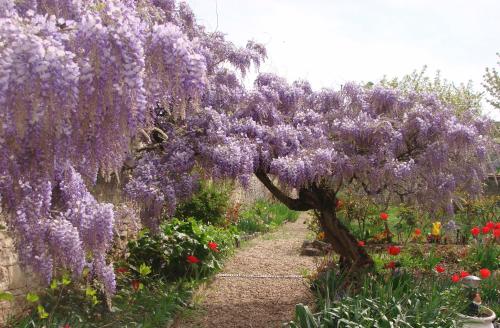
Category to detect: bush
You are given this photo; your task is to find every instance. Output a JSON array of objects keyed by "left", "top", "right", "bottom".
[
  {"left": 236, "top": 199, "right": 299, "bottom": 234},
  {"left": 175, "top": 180, "right": 232, "bottom": 226},
  {"left": 127, "top": 218, "right": 237, "bottom": 280}
]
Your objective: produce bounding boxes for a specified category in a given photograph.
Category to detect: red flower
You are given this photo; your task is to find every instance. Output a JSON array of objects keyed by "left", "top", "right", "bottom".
[
  {"left": 385, "top": 261, "right": 396, "bottom": 269},
  {"left": 131, "top": 280, "right": 140, "bottom": 291},
  {"left": 479, "top": 268, "right": 491, "bottom": 279},
  {"left": 380, "top": 212, "right": 389, "bottom": 221},
  {"left": 358, "top": 241, "right": 365, "bottom": 247},
  {"left": 482, "top": 226, "right": 491, "bottom": 234},
  {"left": 116, "top": 267, "right": 128, "bottom": 274},
  {"left": 64, "top": 324, "right": 70, "bottom": 328},
  {"left": 435, "top": 265, "right": 445, "bottom": 273},
  {"left": 471, "top": 227, "right": 480, "bottom": 237},
  {"left": 485, "top": 221, "right": 495, "bottom": 229},
  {"left": 495, "top": 222, "right": 500, "bottom": 229},
  {"left": 387, "top": 245, "right": 401, "bottom": 256},
  {"left": 208, "top": 241, "right": 220, "bottom": 252},
  {"left": 187, "top": 255, "right": 200, "bottom": 264},
  {"left": 460, "top": 271, "right": 470, "bottom": 278},
  {"left": 451, "top": 274, "right": 460, "bottom": 283},
  {"left": 414, "top": 228, "right": 421, "bottom": 236},
  {"left": 494, "top": 229, "right": 500, "bottom": 238}
]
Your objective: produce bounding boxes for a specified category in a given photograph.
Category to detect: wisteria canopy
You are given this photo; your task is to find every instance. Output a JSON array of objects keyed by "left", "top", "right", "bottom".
[{"left": 0, "top": 0, "right": 494, "bottom": 292}]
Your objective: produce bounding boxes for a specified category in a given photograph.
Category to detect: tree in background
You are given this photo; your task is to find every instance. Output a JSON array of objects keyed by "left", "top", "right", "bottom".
[
  {"left": 379, "top": 66, "right": 483, "bottom": 116},
  {"left": 483, "top": 53, "right": 500, "bottom": 110}
]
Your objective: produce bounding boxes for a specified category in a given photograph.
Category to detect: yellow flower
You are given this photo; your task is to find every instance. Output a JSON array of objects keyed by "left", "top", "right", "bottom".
[{"left": 431, "top": 222, "right": 441, "bottom": 236}]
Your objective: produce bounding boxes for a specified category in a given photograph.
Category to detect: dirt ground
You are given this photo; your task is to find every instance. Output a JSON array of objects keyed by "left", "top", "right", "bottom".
[{"left": 172, "top": 214, "right": 317, "bottom": 328}]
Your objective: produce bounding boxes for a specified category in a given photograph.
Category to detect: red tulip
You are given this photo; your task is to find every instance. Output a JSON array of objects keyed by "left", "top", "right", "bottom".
[
  {"left": 385, "top": 261, "right": 396, "bottom": 269},
  {"left": 479, "top": 268, "right": 491, "bottom": 279},
  {"left": 435, "top": 265, "right": 445, "bottom": 273},
  {"left": 451, "top": 274, "right": 460, "bottom": 283},
  {"left": 208, "top": 241, "right": 220, "bottom": 252},
  {"left": 131, "top": 280, "right": 140, "bottom": 291},
  {"left": 414, "top": 228, "right": 421, "bottom": 236},
  {"left": 116, "top": 267, "right": 128, "bottom": 274},
  {"left": 358, "top": 241, "right": 365, "bottom": 247},
  {"left": 494, "top": 229, "right": 500, "bottom": 238},
  {"left": 64, "top": 325, "right": 70, "bottom": 328},
  {"left": 380, "top": 212, "right": 389, "bottom": 221},
  {"left": 495, "top": 223, "right": 500, "bottom": 229},
  {"left": 482, "top": 226, "right": 491, "bottom": 234},
  {"left": 460, "top": 271, "right": 470, "bottom": 278},
  {"left": 387, "top": 245, "right": 401, "bottom": 256},
  {"left": 187, "top": 255, "right": 200, "bottom": 264},
  {"left": 471, "top": 227, "right": 480, "bottom": 237},
  {"left": 485, "top": 221, "right": 495, "bottom": 229}
]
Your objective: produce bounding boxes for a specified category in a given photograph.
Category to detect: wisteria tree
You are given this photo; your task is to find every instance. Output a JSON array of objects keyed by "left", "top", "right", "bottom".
[
  {"left": 134, "top": 71, "right": 494, "bottom": 273},
  {"left": 0, "top": 0, "right": 266, "bottom": 294},
  {"left": 0, "top": 0, "right": 494, "bottom": 293}
]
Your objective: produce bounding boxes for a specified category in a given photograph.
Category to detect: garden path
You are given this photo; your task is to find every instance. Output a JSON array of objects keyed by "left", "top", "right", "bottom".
[{"left": 172, "top": 213, "right": 317, "bottom": 328}]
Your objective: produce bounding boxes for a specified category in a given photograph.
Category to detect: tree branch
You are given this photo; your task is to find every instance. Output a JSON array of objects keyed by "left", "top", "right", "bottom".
[{"left": 254, "top": 169, "right": 313, "bottom": 211}]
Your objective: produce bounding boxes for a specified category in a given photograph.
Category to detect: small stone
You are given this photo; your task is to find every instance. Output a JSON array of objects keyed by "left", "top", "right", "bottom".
[{"left": 301, "top": 247, "right": 323, "bottom": 256}]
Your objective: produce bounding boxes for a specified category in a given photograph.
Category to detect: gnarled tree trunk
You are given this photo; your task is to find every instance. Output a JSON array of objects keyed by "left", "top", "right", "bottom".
[{"left": 255, "top": 169, "right": 374, "bottom": 274}]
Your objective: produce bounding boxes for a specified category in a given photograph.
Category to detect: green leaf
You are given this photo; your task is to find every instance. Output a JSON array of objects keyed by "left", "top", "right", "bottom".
[
  {"left": 61, "top": 274, "right": 71, "bottom": 285},
  {"left": 0, "top": 291, "right": 14, "bottom": 302},
  {"left": 139, "top": 263, "right": 152, "bottom": 276},
  {"left": 50, "top": 280, "right": 58, "bottom": 290},
  {"left": 37, "top": 305, "right": 48, "bottom": 319},
  {"left": 26, "top": 292, "right": 39, "bottom": 303},
  {"left": 85, "top": 287, "right": 96, "bottom": 297}
]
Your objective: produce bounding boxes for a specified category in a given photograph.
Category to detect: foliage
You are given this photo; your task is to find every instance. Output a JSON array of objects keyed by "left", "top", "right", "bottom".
[
  {"left": 175, "top": 180, "right": 232, "bottom": 226},
  {"left": 288, "top": 271, "right": 465, "bottom": 328},
  {"left": 462, "top": 243, "right": 500, "bottom": 271},
  {"left": 483, "top": 53, "right": 500, "bottom": 109},
  {"left": 236, "top": 199, "right": 299, "bottom": 234},
  {"left": 379, "top": 66, "right": 483, "bottom": 116},
  {"left": 454, "top": 195, "right": 499, "bottom": 235},
  {"left": 10, "top": 273, "right": 195, "bottom": 328},
  {"left": 127, "top": 218, "right": 236, "bottom": 280}
]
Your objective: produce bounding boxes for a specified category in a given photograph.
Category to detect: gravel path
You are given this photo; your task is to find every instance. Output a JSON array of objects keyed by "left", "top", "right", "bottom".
[{"left": 173, "top": 214, "right": 317, "bottom": 328}]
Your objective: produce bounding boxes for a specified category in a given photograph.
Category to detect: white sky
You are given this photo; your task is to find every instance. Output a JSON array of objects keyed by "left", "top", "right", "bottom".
[{"left": 186, "top": 0, "right": 500, "bottom": 120}]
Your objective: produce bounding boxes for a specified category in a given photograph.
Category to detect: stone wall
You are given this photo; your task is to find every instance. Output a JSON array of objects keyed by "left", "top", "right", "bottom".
[{"left": 0, "top": 214, "right": 40, "bottom": 326}]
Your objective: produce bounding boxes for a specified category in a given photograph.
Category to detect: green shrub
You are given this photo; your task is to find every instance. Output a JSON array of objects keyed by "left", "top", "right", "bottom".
[
  {"left": 175, "top": 180, "right": 232, "bottom": 226},
  {"left": 127, "top": 218, "right": 237, "bottom": 280},
  {"left": 236, "top": 199, "right": 299, "bottom": 234}
]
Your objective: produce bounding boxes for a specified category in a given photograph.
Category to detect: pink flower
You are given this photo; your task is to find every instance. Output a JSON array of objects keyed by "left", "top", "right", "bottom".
[{"left": 187, "top": 255, "right": 200, "bottom": 264}]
